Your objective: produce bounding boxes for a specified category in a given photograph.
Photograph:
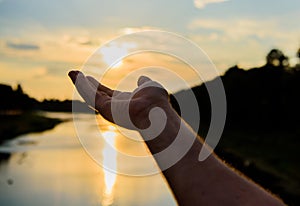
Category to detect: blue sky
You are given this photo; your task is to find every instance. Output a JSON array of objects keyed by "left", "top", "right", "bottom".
[{"left": 0, "top": 0, "right": 299, "bottom": 99}]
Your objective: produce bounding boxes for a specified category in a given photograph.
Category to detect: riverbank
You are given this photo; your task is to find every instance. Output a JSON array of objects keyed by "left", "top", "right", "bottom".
[
  {"left": 212, "top": 127, "right": 300, "bottom": 206},
  {"left": 0, "top": 112, "right": 64, "bottom": 144}
]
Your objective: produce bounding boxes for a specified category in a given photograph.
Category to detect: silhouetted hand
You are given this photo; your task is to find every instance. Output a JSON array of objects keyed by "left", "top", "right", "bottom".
[
  {"left": 68, "top": 70, "right": 285, "bottom": 206},
  {"left": 68, "top": 70, "right": 170, "bottom": 130}
]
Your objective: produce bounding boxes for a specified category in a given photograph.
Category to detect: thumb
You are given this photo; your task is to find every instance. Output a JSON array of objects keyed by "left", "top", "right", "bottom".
[{"left": 137, "top": 75, "right": 152, "bottom": 86}]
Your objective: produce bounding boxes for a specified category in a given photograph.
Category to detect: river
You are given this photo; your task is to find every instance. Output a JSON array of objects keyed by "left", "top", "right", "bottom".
[{"left": 0, "top": 112, "right": 176, "bottom": 206}]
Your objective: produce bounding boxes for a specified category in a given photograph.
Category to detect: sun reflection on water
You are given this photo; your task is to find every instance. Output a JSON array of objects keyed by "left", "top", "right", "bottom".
[{"left": 101, "top": 125, "right": 117, "bottom": 206}]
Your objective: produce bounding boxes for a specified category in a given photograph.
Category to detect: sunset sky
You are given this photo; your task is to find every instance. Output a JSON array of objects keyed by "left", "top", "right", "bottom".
[{"left": 0, "top": 0, "right": 299, "bottom": 100}]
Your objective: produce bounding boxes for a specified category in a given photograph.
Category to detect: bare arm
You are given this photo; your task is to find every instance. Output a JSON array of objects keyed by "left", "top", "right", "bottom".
[
  {"left": 68, "top": 70, "right": 285, "bottom": 206},
  {"left": 142, "top": 104, "right": 284, "bottom": 206}
]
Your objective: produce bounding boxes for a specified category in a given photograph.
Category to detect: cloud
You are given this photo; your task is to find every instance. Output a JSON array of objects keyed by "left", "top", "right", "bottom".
[
  {"left": 194, "top": 0, "right": 228, "bottom": 9},
  {"left": 120, "top": 27, "right": 161, "bottom": 34},
  {"left": 187, "top": 17, "right": 300, "bottom": 71},
  {"left": 62, "top": 34, "right": 100, "bottom": 47},
  {"left": 187, "top": 18, "right": 294, "bottom": 41},
  {"left": 6, "top": 42, "right": 40, "bottom": 50}
]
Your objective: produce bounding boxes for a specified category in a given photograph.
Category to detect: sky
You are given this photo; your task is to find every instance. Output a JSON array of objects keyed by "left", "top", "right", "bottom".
[{"left": 0, "top": 0, "right": 299, "bottom": 100}]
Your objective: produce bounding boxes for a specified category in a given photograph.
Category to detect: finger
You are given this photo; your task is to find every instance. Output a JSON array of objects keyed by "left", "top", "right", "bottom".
[
  {"left": 69, "top": 71, "right": 116, "bottom": 123},
  {"left": 68, "top": 70, "right": 80, "bottom": 84},
  {"left": 86, "top": 76, "right": 100, "bottom": 90},
  {"left": 137, "top": 75, "right": 152, "bottom": 86},
  {"left": 86, "top": 76, "right": 122, "bottom": 97},
  {"left": 95, "top": 91, "right": 114, "bottom": 122},
  {"left": 72, "top": 72, "right": 99, "bottom": 108},
  {"left": 134, "top": 77, "right": 168, "bottom": 98}
]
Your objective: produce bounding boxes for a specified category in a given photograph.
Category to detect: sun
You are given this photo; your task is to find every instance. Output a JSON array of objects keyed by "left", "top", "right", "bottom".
[{"left": 99, "top": 42, "right": 136, "bottom": 69}]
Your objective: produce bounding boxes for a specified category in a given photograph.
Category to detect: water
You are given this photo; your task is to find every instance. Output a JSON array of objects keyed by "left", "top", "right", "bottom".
[{"left": 0, "top": 113, "right": 176, "bottom": 206}]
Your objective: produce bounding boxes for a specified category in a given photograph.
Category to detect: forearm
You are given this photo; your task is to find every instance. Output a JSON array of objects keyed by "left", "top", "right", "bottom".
[{"left": 140, "top": 106, "right": 284, "bottom": 206}]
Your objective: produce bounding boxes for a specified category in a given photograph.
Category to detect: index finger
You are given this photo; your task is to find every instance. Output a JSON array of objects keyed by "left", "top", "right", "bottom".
[
  {"left": 86, "top": 76, "right": 121, "bottom": 96},
  {"left": 68, "top": 71, "right": 101, "bottom": 109}
]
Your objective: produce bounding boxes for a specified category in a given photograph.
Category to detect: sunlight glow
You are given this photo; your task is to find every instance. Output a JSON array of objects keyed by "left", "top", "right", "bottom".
[
  {"left": 101, "top": 127, "right": 117, "bottom": 206},
  {"left": 99, "top": 42, "right": 136, "bottom": 69}
]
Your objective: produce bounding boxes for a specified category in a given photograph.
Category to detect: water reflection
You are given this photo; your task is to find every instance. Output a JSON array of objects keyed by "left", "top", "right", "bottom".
[
  {"left": 101, "top": 126, "right": 117, "bottom": 206},
  {"left": 0, "top": 113, "right": 176, "bottom": 206}
]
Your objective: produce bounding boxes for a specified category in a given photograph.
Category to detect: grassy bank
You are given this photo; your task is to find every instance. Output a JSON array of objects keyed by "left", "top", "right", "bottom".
[
  {"left": 0, "top": 112, "right": 63, "bottom": 144},
  {"left": 212, "top": 128, "right": 300, "bottom": 206}
]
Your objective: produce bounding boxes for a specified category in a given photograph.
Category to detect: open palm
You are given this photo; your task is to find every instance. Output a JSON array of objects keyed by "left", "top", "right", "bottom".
[{"left": 68, "top": 70, "right": 169, "bottom": 130}]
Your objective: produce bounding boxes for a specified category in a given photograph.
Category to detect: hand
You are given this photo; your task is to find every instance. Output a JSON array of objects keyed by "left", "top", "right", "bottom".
[
  {"left": 68, "top": 70, "right": 170, "bottom": 130},
  {"left": 68, "top": 71, "right": 285, "bottom": 206}
]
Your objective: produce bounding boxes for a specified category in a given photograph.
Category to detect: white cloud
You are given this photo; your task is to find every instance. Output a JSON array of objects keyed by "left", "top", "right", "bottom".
[
  {"left": 194, "top": 0, "right": 228, "bottom": 9},
  {"left": 120, "top": 27, "right": 160, "bottom": 35}
]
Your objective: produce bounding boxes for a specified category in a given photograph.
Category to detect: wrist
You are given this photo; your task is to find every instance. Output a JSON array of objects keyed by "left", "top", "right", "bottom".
[{"left": 139, "top": 103, "right": 183, "bottom": 153}]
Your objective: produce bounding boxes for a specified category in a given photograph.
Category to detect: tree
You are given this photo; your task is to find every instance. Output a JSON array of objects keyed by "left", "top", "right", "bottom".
[
  {"left": 16, "top": 84, "right": 23, "bottom": 94},
  {"left": 266, "top": 49, "right": 289, "bottom": 68}
]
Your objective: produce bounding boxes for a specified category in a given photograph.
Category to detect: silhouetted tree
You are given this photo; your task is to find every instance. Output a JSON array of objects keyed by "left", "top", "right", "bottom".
[
  {"left": 0, "top": 83, "right": 38, "bottom": 111},
  {"left": 16, "top": 84, "right": 23, "bottom": 94},
  {"left": 266, "top": 49, "right": 289, "bottom": 68},
  {"left": 293, "top": 48, "right": 300, "bottom": 71}
]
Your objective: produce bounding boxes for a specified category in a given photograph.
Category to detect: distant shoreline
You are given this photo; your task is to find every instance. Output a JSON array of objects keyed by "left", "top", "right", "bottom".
[{"left": 0, "top": 112, "right": 64, "bottom": 145}]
